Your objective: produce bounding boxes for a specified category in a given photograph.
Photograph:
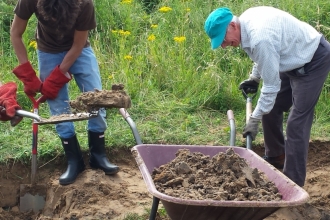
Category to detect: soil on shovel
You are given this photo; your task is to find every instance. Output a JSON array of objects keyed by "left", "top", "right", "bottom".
[
  {"left": 152, "top": 148, "right": 282, "bottom": 201},
  {"left": 69, "top": 84, "right": 131, "bottom": 113},
  {"left": 1, "top": 142, "right": 330, "bottom": 219},
  {"left": 37, "top": 84, "right": 131, "bottom": 124}
]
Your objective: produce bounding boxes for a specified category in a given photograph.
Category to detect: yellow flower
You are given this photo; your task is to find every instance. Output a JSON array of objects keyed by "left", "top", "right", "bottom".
[
  {"left": 111, "top": 30, "right": 118, "bottom": 34},
  {"left": 159, "top": 6, "right": 172, "bottom": 13},
  {"left": 121, "top": 0, "right": 132, "bottom": 4},
  {"left": 151, "top": 24, "right": 158, "bottom": 29},
  {"left": 118, "top": 30, "right": 131, "bottom": 36},
  {"left": 29, "top": 40, "right": 37, "bottom": 50},
  {"left": 108, "top": 74, "right": 114, "bottom": 80},
  {"left": 124, "top": 55, "right": 133, "bottom": 60},
  {"left": 148, "top": 34, "right": 156, "bottom": 41},
  {"left": 174, "top": 36, "right": 186, "bottom": 43},
  {"left": 185, "top": 8, "right": 191, "bottom": 12}
]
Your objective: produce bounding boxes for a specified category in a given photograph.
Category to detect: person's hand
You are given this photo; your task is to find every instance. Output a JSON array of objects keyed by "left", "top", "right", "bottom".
[
  {"left": 12, "top": 61, "right": 42, "bottom": 97},
  {"left": 0, "top": 82, "right": 22, "bottom": 125},
  {"left": 239, "top": 76, "right": 260, "bottom": 94},
  {"left": 243, "top": 116, "right": 260, "bottom": 140},
  {"left": 41, "top": 65, "right": 72, "bottom": 100}
]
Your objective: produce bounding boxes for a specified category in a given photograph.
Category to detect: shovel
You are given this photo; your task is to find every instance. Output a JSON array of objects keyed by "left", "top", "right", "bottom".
[
  {"left": 241, "top": 89, "right": 257, "bottom": 150},
  {"left": 19, "top": 95, "right": 99, "bottom": 213},
  {"left": 19, "top": 95, "right": 47, "bottom": 213}
]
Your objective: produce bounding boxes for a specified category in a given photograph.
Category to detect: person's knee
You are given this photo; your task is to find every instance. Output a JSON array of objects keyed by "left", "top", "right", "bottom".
[{"left": 56, "top": 123, "right": 76, "bottom": 139}]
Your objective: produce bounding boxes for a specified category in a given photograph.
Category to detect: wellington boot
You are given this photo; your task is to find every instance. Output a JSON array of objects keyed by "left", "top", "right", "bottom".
[
  {"left": 88, "top": 131, "right": 119, "bottom": 175},
  {"left": 59, "top": 135, "right": 85, "bottom": 185}
]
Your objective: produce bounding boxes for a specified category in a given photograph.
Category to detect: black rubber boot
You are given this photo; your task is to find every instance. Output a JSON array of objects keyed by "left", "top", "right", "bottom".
[
  {"left": 88, "top": 131, "right": 119, "bottom": 175},
  {"left": 59, "top": 135, "right": 85, "bottom": 185}
]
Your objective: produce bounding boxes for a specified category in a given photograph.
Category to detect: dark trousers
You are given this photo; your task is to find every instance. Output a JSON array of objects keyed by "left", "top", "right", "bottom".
[{"left": 262, "top": 36, "right": 330, "bottom": 186}]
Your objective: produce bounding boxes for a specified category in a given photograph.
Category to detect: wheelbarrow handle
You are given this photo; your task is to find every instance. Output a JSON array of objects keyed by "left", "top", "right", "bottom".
[{"left": 15, "top": 109, "right": 41, "bottom": 121}]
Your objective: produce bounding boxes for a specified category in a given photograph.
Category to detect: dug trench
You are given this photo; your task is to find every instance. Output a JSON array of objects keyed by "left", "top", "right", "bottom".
[{"left": 0, "top": 141, "right": 330, "bottom": 219}]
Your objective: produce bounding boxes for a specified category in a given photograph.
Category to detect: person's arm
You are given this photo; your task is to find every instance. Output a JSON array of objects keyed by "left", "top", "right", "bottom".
[
  {"left": 10, "top": 15, "right": 29, "bottom": 64},
  {"left": 40, "top": 30, "right": 89, "bottom": 100},
  {"left": 251, "top": 40, "right": 281, "bottom": 119},
  {"left": 10, "top": 15, "right": 42, "bottom": 97},
  {"left": 59, "top": 30, "right": 89, "bottom": 73}
]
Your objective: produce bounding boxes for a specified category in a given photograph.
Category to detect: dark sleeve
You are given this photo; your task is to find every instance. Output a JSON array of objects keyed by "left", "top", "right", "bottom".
[
  {"left": 75, "top": 0, "right": 96, "bottom": 31},
  {"left": 13, "top": 0, "right": 36, "bottom": 20}
]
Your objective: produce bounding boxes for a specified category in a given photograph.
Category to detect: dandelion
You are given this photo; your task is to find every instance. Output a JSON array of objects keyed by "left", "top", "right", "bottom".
[
  {"left": 29, "top": 40, "right": 37, "bottom": 50},
  {"left": 124, "top": 55, "right": 133, "bottom": 60},
  {"left": 111, "top": 30, "right": 118, "bottom": 34},
  {"left": 151, "top": 24, "right": 158, "bottom": 29},
  {"left": 174, "top": 36, "right": 186, "bottom": 43},
  {"left": 108, "top": 74, "right": 114, "bottom": 80},
  {"left": 148, "top": 34, "right": 156, "bottom": 41},
  {"left": 121, "top": 0, "right": 132, "bottom": 4},
  {"left": 185, "top": 8, "right": 191, "bottom": 12},
  {"left": 159, "top": 6, "right": 172, "bottom": 13},
  {"left": 118, "top": 30, "right": 131, "bottom": 36}
]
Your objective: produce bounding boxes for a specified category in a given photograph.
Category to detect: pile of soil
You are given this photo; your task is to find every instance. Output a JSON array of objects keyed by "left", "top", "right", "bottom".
[{"left": 152, "top": 148, "right": 282, "bottom": 201}]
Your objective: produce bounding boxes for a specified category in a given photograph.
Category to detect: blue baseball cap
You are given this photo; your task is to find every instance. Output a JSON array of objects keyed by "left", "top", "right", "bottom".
[{"left": 204, "top": 8, "right": 233, "bottom": 49}]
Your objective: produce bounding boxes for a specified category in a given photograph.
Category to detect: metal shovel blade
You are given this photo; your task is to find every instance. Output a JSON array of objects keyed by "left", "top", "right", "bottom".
[{"left": 19, "top": 184, "right": 47, "bottom": 213}]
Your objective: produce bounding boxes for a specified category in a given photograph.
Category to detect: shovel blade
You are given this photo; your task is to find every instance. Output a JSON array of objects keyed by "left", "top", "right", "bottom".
[{"left": 20, "top": 184, "right": 47, "bottom": 213}]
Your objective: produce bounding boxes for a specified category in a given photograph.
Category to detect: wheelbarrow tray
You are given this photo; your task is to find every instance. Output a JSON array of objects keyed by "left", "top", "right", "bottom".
[{"left": 131, "top": 144, "right": 309, "bottom": 220}]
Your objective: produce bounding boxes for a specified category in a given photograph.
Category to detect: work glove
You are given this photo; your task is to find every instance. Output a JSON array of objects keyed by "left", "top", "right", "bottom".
[
  {"left": 239, "top": 75, "right": 260, "bottom": 94},
  {"left": 243, "top": 116, "right": 260, "bottom": 141},
  {"left": 0, "top": 82, "right": 23, "bottom": 126},
  {"left": 12, "top": 61, "right": 42, "bottom": 97},
  {"left": 41, "top": 65, "right": 72, "bottom": 100}
]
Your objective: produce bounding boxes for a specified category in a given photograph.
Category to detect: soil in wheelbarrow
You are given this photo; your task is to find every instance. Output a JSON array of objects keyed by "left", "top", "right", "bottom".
[
  {"left": 152, "top": 148, "right": 282, "bottom": 201},
  {"left": 0, "top": 141, "right": 330, "bottom": 219}
]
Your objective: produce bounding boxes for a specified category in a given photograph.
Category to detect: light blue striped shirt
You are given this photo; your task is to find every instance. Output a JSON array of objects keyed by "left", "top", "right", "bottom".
[{"left": 239, "top": 6, "right": 321, "bottom": 119}]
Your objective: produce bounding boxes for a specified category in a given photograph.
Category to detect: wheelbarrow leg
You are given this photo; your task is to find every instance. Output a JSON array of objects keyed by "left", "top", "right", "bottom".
[
  {"left": 149, "top": 196, "right": 160, "bottom": 220},
  {"left": 119, "top": 108, "right": 159, "bottom": 219}
]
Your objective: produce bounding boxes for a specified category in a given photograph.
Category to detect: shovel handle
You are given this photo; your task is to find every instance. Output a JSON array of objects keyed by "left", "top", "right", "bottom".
[
  {"left": 241, "top": 90, "right": 256, "bottom": 150},
  {"left": 28, "top": 95, "right": 45, "bottom": 185}
]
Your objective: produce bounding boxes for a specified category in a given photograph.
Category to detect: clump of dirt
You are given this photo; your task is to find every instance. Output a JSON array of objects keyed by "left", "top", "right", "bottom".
[
  {"left": 152, "top": 148, "right": 282, "bottom": 201},
  {"left": 69, "top": 84, "right": 131, "bottom": 112}
]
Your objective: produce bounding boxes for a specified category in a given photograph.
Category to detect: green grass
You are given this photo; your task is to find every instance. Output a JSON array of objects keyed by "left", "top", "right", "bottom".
[{"left": 1, "top": 0, "right": 330, "bottom": 164}]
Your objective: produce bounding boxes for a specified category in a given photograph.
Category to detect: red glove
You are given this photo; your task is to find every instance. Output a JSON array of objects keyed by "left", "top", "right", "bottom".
[
  {"left": 0, "top": 82, "right": 22, "bottom": 121},
  {"left": 12, "top": 61, "right": 42, "bottom": 97},
  {"left": 41, "top": 65, "right": 72, "bottom": 99}
]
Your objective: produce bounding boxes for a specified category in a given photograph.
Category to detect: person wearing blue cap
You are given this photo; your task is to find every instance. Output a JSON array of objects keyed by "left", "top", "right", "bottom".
[{"left": 205, "top": 6, "right": 330, "bottom": 187}]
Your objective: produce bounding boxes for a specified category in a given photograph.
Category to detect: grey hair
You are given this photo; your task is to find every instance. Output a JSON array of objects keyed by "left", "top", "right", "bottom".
[{"left": 231, "top": 16, "right": 239, "bottom": 23}]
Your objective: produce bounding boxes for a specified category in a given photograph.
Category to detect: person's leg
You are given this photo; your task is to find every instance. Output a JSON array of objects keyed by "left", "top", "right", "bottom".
[
  {"left": 284, "top": 36, "right": 330, "bottom": 186},
  {"left": 70, "top": 47, "right": 119, "bottom": 175},
  {"left": 262, "top": 73, "right": 292, "bottom": 157},
  {"left": 38, "top": 50, "right": 85, "bottom": 185},
  {"left": 37, "top": 50, "right": 76, "bottom": 138}
]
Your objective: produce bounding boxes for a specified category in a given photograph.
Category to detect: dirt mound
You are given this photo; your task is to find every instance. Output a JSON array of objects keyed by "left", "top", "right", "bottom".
[
  {"left": 0, "top": 149, "right": 151, "bottom": 220},
  {"left": 152, "top": 148, "right": 281, "bottom": 201}
]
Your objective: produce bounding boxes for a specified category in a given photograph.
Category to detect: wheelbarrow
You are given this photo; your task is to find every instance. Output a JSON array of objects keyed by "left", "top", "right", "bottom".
[{"left": 119, "top": 108, "right": 309, "bottom": 220}]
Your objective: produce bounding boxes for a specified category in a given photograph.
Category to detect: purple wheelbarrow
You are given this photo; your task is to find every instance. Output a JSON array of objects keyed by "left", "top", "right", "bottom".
[{"left": 119, "top": 109, "right": 309, "bottom": 220}]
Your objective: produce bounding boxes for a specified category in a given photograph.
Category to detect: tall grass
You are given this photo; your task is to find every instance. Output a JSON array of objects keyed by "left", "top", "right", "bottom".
[{"left": 0, "top": 0, "right": 330, "bottom": 162}]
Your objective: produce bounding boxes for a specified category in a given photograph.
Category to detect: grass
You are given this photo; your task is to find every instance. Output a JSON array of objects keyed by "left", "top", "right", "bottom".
[
  {"left": 0, "top": 0, "right": 330, "bottom": 163},
  {"left": 1, "top": 1, "right": 330, "bottom": 219}
]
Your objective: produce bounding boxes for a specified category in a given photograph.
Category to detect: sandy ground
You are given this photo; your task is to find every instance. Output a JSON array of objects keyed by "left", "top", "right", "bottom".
[{"left": 0, "top": 141, "right": 330, "bottom": 219}]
